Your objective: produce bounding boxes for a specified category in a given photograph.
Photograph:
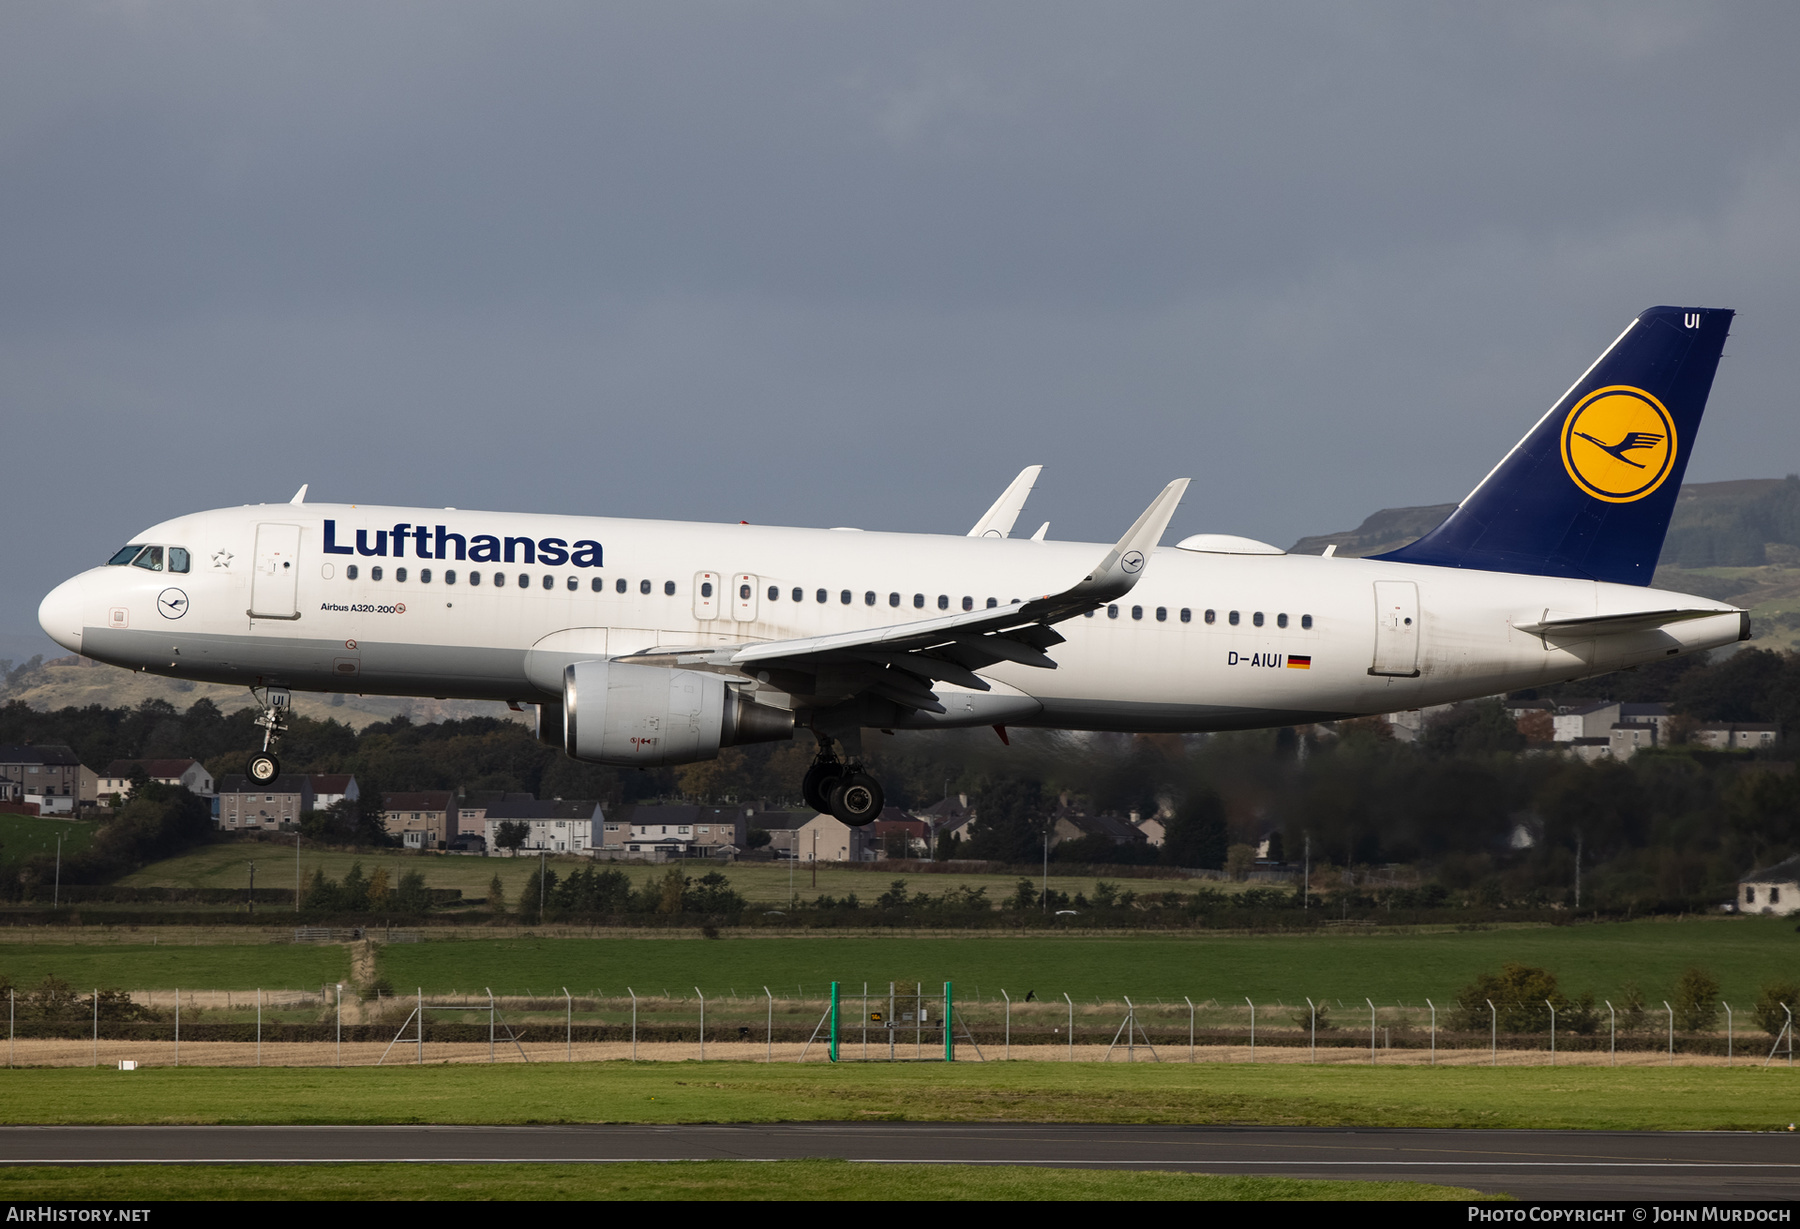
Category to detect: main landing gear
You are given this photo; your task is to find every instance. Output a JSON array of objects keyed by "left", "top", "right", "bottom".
[
  {"left": 801, "top": 739, "right": 884, "bottom": 827},
  {"left": 246, "top": 686, "right": 292, "bottom": 785}
]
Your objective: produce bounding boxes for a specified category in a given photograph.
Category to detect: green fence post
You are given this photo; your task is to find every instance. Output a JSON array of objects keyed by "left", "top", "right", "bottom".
[
  {"left": 944, "top": 981, "right": 954, "bottom": 1062},
  {"left": 829, "top": 982, "right": 839, "bottom": 1063}
]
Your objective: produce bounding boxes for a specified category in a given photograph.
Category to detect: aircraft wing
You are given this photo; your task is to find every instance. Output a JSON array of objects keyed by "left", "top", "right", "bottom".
[
  {"left": 967, "top": 465, "right": 1043, "bottom": 539},
  {"left": 617, "top": 478, "right": 1189, "bottom": 713}
]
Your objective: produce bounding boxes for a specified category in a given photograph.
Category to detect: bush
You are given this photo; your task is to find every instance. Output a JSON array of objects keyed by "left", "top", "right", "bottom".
[
  {"left": 1753, "top": 980, "right": 1800, "bottom": 1038},
  {"left": 1451, "top": 963, "right": 1581, "bottom": 1033},
  {"left": 1673, "top": 966, "right": 1722, "bottom": 1032}
]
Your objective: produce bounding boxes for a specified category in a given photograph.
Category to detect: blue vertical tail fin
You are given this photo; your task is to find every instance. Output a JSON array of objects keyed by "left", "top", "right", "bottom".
[{"left": 1375, "top": 306, "right": 1733, "bottom": 585}]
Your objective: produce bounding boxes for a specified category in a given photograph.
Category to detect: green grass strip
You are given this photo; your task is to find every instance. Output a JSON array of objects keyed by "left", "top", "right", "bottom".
[
  {"left": 0, "top": 1160, "right": 1492, "bottom": 1201},
  {"left": 2, "top": 1062, "right": 1796, "bottom": 1132}
]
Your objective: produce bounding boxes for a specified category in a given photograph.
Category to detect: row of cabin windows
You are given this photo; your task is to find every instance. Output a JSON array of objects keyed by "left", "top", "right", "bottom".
[
  {"left": 342, "top": 564, "right": 676, "bottom": 595},
  {"left": 740, "top": 586, "right": 1009, "bottom": 611},
  {"left": 1088, "top": 606, "right": 1315, "bottom": 629},
  {"left": 333, "top": 568, "right": 1317, "bottom": 631}
]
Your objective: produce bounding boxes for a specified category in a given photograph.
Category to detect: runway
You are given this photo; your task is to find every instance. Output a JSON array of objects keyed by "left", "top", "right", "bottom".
[{"left": 3, "top": 1124, "right": 1797, "bottom": 1200}]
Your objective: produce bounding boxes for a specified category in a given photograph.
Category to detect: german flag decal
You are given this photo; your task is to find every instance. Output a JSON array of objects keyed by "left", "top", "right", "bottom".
[{"left": 1287, "top": 655, "right": 1312, "bottom": 669}]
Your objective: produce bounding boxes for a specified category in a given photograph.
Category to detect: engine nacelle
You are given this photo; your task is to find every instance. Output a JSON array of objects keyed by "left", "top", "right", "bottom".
[{"left": 562, "top": 659, "right": 793, "bottom": 766}]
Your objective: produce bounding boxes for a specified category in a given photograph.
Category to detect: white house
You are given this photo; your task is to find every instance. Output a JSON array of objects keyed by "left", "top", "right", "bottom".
[{"left": 1740, "top": 856, "right": 1800, "bottom": 916}]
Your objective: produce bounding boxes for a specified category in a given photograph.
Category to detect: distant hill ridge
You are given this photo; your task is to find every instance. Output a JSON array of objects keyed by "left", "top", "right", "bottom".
[{"left": 1291, "top": 477, "right": 1800, "bottom": 568}]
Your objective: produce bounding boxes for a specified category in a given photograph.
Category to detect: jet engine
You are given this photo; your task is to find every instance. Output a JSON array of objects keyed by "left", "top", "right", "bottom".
[{"left": 562, "top": 659, "right": 793, "bottom": 766}]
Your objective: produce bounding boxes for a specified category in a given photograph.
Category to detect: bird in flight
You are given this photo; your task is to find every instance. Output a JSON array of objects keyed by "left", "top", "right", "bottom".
[{"left": 1574, "top": 430, "right": 1663, "bottom": 468}]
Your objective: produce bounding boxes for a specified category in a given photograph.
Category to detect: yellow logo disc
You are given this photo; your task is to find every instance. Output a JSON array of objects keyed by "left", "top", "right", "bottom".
[{"left": 1559, "top": 385, "right": 1677, "bottom": 503}]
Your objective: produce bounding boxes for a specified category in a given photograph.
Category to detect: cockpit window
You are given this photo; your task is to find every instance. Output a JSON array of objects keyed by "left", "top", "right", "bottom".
[
  {"left": 168, "top": 547, "right": 190, "bottom": 574},
  {"left": 129, "top": 546, "right": 164, "bottom": 572},
  {"left": 108, "top": 545, "right": 144, "bottom": 566}
]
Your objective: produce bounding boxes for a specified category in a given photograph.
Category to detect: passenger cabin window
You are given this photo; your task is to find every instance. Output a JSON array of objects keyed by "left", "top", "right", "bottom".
[
  {"left": 1301, "top": 614, "right": 1313, "bottom": 629},
  {"left": 701, "top": 582, "right": 713, "bottom": 598},
  {"left": 1131, "top": 605, "right": 1143, "bottom": 620},
  {"left": 986, "top": 597, "right": 997, "bottom": 608},
  {"left": 769, "top": 585, "right": 780, "bottom": 601},
  {"left": 447, "top": 570, "right": 458, "bottom": 585},
  {"left": 396, "top": 567, "right": 408, "bottom": 583},
  {"left": 962, "top": 596, "right": 973, "bottom": 611},
  {"left": 421, "top": 569, "right": 432, "bottom": 584},
  {"left": 889, "top": 592, "right": 900, "bottom": 607},
  {"left": 371, "top": 566, "right": 384, "bottom": 582},
  {"left": 914, "top": 594, "right": 925, "bottom": 608},
  {"left": 1228, "top": 611, "right": 1239, "bottom": 626},
  {"left": 542, "top": 575, "right": 555, "bottom": 590},
  {"left": 937, "top": 595, "right": 949, "bottom": 610},
  {"left": 1253, "top": 612, "right": 1264, "bottom": 627},
  {"left": 347, "top": 565, "right": 359, "bottom": 581},
  {"left": 840, "top": 590, "right": 852, "bottom": 605},
  {"left": 816, "top": 589, "right": 828, "bottom": 604},
  {"left": 864, "top": 591, "right": 876, "bottom": 606},
  {"left": 168, "top": 548, "right": 190, "bottom": 573},
  {"left": 1277, "top": 613, "right": 1287, "bottom": 628},
  {"left": 1156, "top": 607, "right": 1167, "bottom": 622},
  {"left": 664, "top": 581, "right": 676, "bottom": 596},
  {"left": 131, "top": 546, "right": 163, "bottom": 571},
  {"left": 1107, "top": 605, "right": 1119, "bottom": 619},
  {"left": 640, "top": 580, "right": 652, "bottom": 595},
  {"left": 518, "top": 573, "right": 529, "bottom": 588},
  {"left": 617, "top": 578, "right": 628, "bottom": 594},
  {"left": 1180, "top": 608, "right": 1191, "bottom": 623},
  {"left": 1204, "top": 609, "right": 1215, "bottom": 624},
  {"left": 567, "top": 576, "right": 578, "bottom": 591},
  {"left": 468, "top": 570, "right": 479, "bottom": 586}
]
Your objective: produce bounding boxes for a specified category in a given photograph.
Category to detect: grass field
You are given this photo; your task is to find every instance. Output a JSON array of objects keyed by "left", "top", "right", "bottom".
[
  {"left": 117, "top": 841, "right": 1242, "bottom": 906},
  {"left": 370, "top": 917, "right": 1800, "bottom": 1003},
  {"left": 0, "top": 813, "right": 95, "bottom": 872},
  {"left": 3, "top": 917, "right": 1797, "bottom": 1003},
  {"left": 0, "top": 942, "right": 349, "bottom": 992},
  {"left": 1, "top": 1062, "right": 1796, "bottom": 1132},
  {"left": 0, "top": 1161, "right": 1488, "bottom": 1202}
]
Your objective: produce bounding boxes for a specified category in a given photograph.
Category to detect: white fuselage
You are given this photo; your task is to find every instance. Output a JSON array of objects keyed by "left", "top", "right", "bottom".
[{"left": 38, "top": 502, "right": 1745, "bottom": 732}]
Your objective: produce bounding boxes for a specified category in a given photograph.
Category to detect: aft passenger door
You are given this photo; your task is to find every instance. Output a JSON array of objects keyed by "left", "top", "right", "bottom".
[
  {"left": 1369, "top": 580, "right": 1420, "bottom": 677},
  {"left": 249, "top": 523, "right": 302, "bottom": 620}
]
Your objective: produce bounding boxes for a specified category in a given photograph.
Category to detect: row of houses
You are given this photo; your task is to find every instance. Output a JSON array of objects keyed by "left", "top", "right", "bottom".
[{"left": 1383, "top": 700, "right": 1781, "bottom": 761}]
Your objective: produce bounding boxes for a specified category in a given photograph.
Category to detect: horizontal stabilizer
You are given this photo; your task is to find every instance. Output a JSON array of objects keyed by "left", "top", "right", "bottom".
[{"left": 1515, "top": 608, "right": 1742, "bottom": 637}]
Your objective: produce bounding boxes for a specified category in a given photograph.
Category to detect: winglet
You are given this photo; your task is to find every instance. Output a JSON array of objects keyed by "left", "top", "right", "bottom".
[
  {"left": 289, "top": 484, "right": 309, "bottom": 505},
  {"left": 967, "top": 465, "right": 1043, "bottom": 538},
  {"left": 1064, "top": 479, "right": 1190, "bottom": 604}
]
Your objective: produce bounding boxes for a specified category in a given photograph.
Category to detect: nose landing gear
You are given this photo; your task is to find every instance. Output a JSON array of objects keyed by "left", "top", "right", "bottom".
[
  {"left": 246, "top": 686, "right": 292, "bottom": 785},
  {"left": 800, "top": 738, "right": 885, "bottom": 826}
]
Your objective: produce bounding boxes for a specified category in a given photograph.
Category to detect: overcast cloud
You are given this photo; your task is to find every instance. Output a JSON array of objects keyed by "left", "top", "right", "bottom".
[{"left": 4, "top": 2, "right": 1800, "bottom": 658}]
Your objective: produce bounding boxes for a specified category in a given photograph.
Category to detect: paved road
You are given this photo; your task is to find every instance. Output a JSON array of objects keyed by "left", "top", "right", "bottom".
[{"left": 5, "top": 1125, "right": 1798, "bottom": 1199}]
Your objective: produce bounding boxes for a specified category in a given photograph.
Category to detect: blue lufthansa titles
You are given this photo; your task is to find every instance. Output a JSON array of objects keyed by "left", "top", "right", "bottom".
[{"left": 322, "top": 520, "right": 602, "bottom": 567}]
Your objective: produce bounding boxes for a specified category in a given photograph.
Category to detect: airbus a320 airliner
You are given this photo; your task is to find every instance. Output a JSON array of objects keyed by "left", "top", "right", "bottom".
[{"left": 39, "top": 306, "right": 1748, "bottom": 825}]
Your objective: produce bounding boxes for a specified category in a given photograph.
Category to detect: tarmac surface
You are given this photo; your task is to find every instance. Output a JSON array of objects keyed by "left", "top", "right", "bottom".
[{"left": 3, "top": 1123, "right": 1798, "bottom": 1200}]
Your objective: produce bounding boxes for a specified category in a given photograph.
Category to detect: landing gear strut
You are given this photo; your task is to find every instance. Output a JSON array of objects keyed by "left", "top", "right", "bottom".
[
  {"left": 801, "top": 738, "right": 884, "bottom": 826},
  {"left": 246, "top": 686, "right": 291, "bottom": 785}
]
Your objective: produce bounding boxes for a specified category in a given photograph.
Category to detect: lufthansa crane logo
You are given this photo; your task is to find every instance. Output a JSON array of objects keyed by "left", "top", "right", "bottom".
[
  {"left": 157, "top": 588, "right": 189, "bottom": 620},
  {"left": 1121, "top": 550, "right": 1145, "bottom": 574},
  {"left": 1559, "top": 385, "right": 1677, "bottom": 503}
]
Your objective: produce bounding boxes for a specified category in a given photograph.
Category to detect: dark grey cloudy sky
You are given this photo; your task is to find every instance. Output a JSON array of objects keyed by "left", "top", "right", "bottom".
[{"left": 6, "top": 2, "right": 1800, "bottom": 659}]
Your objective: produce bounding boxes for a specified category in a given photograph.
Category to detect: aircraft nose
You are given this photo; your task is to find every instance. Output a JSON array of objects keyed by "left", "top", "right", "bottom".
[{"left": 38, "top": 575, "right": 88, "bottom": 654}]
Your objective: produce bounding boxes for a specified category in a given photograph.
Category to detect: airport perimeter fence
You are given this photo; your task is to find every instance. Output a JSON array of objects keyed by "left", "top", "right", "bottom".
[{"left": 4, "top": 983, "right": 1792, "bottom": 1069}]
